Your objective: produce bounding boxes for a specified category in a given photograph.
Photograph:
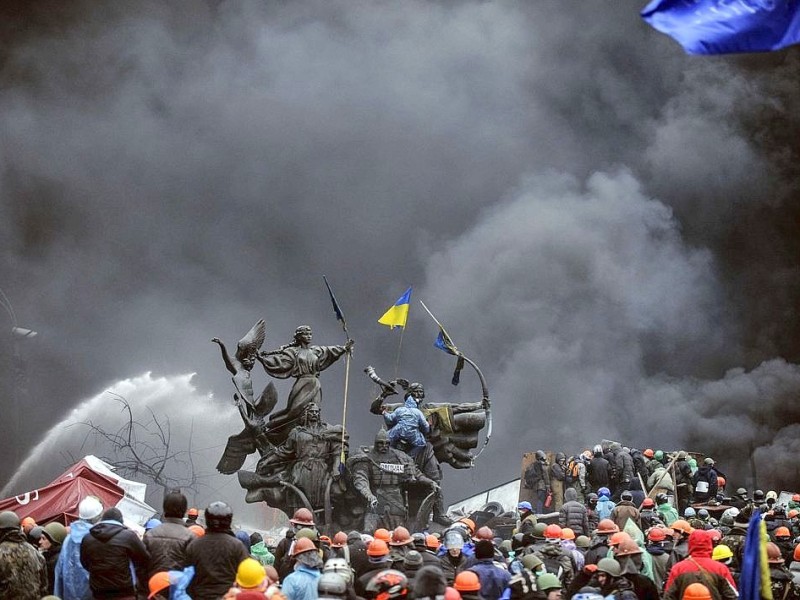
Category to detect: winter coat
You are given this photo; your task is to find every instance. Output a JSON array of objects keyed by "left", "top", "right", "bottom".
[
  {"left": 523, "top": 460, "right": 550, "bottom": 492},
  {"left": 79, "top": 520, "right": 150, "bottom": 599},
  {"left": 186, "top": 530, "right": 250, "bottom": 600},
  {"left": 469, "top": 559, "right": 512, "bottom": 600},
  {"left": 596, "top": 496, "right": 616, "bottom": 520},
  {"left": 282, "top": 565, "right": 321, "bottom": 600},
  {"left": 692, "top": 466, "right": 719, "bottom": 502},
  {"left": 646, "top": 543, "right": 670, "bottom": 591},
  {"left": 583, "top": 537, "right": 610, "bottom": 566},
  {"left": 54, "top": 518, "right": 93, "bottom": 600},
  {"left": 616, "top": 451, "right": 634, "bottom": 485},
  {"left": 588, "top": 457, "right": 611, "bottom": 490},
  {"left": 0, "top": 527, "right": 47, "bottom": 600},
  {"left": 559, "top": 488, "right": 590, "bottom": 536},
  {"left": 143, "top": 516, "right": 194, "bottom": 577},
  {"left": 626, "top": 478, "right": 646, "bottom": 507},
  {"left": 534, "top": 542, "right": 573, "bottom": 587},
  {"left": 43, "top": 545, "right": 62, "bottom": 594},
  {"left": 611, "top": 501, "right": 641, "bottom": 531},
  {"left": 647, "top": 467, "right": 674, "bottom": 493},
  {"left": 385, "top": 396, "right": 430, "bottom": 449},
  {"left": 664, "top": 530, "right": 737, "bottom": 600},
  {"left": 440, "top": 551, "right": 469, "bottom": 585}
]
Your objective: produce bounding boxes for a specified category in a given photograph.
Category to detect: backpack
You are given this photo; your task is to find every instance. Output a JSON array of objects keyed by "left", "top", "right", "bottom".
[{"left": 565, "top": 458, "right": 580, "bottom": 485}]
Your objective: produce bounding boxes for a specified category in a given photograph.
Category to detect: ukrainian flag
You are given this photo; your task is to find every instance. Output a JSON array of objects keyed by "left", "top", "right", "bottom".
[{"left": 378, "top": 287, "right": 412, "bottom": 329}]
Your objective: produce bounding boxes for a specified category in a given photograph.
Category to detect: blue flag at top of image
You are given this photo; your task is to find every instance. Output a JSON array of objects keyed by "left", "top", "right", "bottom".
[{"left": 641, "top": 0, "right": 800, "bottom": 55}]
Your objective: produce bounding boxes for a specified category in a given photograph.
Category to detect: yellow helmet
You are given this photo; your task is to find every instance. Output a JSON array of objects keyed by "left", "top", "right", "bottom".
[
  {"left": 712, "top": 544, "right": 733, "bottom": 561},
  {"left": 236, "top": 558, "right": 266, "bottom": 589}
]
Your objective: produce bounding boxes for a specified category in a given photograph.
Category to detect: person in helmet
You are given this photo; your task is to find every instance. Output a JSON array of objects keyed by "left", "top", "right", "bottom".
[
  {"left": 639, "top": 498, "right": 660, "bottom": 531},
  {"left": 664, "top": 530, "right": 737, "bottom": 600},
  {"left": 728, "top": 488, "right": 750, "bottom": 511},
  {"left": 517, "top": 501, "right": 538, "bottom": 536},
  {"left": 591, "top": 558, "right": 637, "bottom": 600},
  {"left": 766, "top": 542, "right": 800, "bottom": 600},
  {"left": 595, "top": 488, "right": 616, "bottom": 521},
  {"left": 584, "top": 519, "right": 619, "bottom": 566},
  {"left": 316, "top": 571, "right": 348, "bottom": 600},
  {"left": 788, "top": 544, "right": 800, "bottom": 586},
  {"left": 454, "top": 570, "right": 482, "bottom": 600},
  {"left": 39, "top": 522, "right": 68, "bottom": 595},
  {"left": 364, "top": 569, "right": 409, "bottom": 600},
  {"left": 357, "top": 540, "right": 394, "bottom": 596},
  {"left": 610, "top": 491, "right": 640, "bottom": 532},
  {"left": 673, "top": 452, "right": 694, "bottom": 514},
  {"left": 186, "top": 502, "right": 250, "bottom": 600},
  {"left": 691, "top": 459, "right": 718, "bottom": 504},
  {"left": 274, "top": 508, "right": 317, "bottom": 579},
  {"left": 537, "top": 572, "right": 564, "bottom": 600},
  {"left": 550, "top": 452, "right": 569, "bottom": 510},
  {"left": 283, "top": 537, "right": 323, "bottom": 600},
  {"left": 645, "top": 527, "right": 670, "bottom": 590},
  {"left": 523, "top": 451, "right": 552, "bottom": 514},
  {"left": 668, "top": 520, "right": 694, "bottom": 569},
  {"left": 535, "top": 524, "right": 574, "bottom": 587},
  {"left": 54, "top": 495, "right": 104, "bottom": 600},
  {"left": 655, "top": 493, "right": 679, "bottom": 526},
  {"left": 587, "top": 447, "right": 611, "bottom": 494},
  {"left": 612, "top": 537, "right": 660, "bottom": 600},
  {"left": 585, "top": 493, "right": 600, "bottom": 533},
  {"left": 222, "top": 557, "right": 271, "bottom": 599},
  {"left": 0, "top": 510, "right": 47, "bottom": 599}
]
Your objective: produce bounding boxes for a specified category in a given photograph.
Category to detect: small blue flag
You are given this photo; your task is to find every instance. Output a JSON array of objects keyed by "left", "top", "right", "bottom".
[
  {"left": 642, "top": 0, "right": 800, "bottom": 55},
  {"left": 434, "top": 326, "right": 458, "bottom": 355}
]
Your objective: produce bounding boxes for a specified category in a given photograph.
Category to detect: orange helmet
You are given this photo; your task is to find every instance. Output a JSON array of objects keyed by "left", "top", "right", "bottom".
[
  {"left": 717, "top": 476, "right": 726, "bottom": 487},
  {"left": 767, "top": 542, "right": 784, "bottom": 565},
  {"left": 374, "top": 528, "right": 391, "bottom": 542},
  {"left": 390, "top": 527, "right": 412, "bottom": 546},
  {"left": 682, "top": 583, "right": 712, "bottom": 600},
  {"left": 187, "top": 508, "right": 199, "bottom": 518},
  {"left": 292, "top": 537, "right": 317, "bottom": 557},
  {"left": 775, "top": 527, "right": 791, "bottom": 539},
  {"left": 609, "top": 531, "right": 631, "bottom": 547},
  {"left": 647, "top": 528, "right": 666, "bottom": 542},
  {"left": 319, "top": 535, "right": 332, "bottom": 546},
  {"left": 425, "top": 534, "right": 441, "bottom": 551},
  {"left": 793, "top": 494, "right": 800, "bottom": 502},
  {"left": 331, "top": 531, "right": 348, "bottom": 548},
  {"left": 454, "top": 571, "right": 481, "bottom": 592},
  {"left": 597, "top": 519, "right": 620, "bottom": 534},
  {"left": 671, "top": 520, "right": 693, "bottom": 535},
  {"left": 615, "top": 538, "right": 643, "bottom": 557},
  {"left": 458, "top": 518, "right": 476, "bottom": 534},
  {"left": 148, "top": 572, "right": 171, "bottom": 599},
  {"left": 474, "top": 526, "right": 494, "bottom": 541},
  {"left": 643, "top": 449, "right": 654, "bottom": 459},
  {"left": 290, "top": 508, "right": 315, "bottom": 526},
  {"left": 21, "top": 517, "right": 36, "bottom": 529},
  {"left": 367, "top": 539, "right": 390, "bottom": 557},
  {"left": 794, "top": 543, "right": 800, "bottom": 562},
  {"left": 561, "top": 527, "right": 575, "bottom": 540},
  {"left": 188, "top": 525, "right": 205, "bottom": 537},
  {"left": 790, "top": 510, "right": 800, "bottom": 519},
  {"left": 544, "top": 524, "right": 563, "bottom": 539}
]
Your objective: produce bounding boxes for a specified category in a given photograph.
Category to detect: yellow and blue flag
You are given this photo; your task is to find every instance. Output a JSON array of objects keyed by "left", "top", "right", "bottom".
[
  {"left": 378, "top": 287, "right": 412, "bottom": 329},
  {"left": 740, "top": 509, "right": 773, "bottom": 600},
  {"left": 642, "top": 0, "right": 800, "bottom": 55},
  {"left": 434, "top": 325, "right": 458, "bottom": 356}
]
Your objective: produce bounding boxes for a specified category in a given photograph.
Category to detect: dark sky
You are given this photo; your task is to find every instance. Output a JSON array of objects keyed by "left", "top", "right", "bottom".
[{"left": 2, "top": 0, "right": 800, "bottom": 511}]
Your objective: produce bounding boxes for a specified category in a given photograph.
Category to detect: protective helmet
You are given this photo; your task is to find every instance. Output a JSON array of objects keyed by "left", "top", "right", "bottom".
[
  {"left": 609, "top": 532, "right": 631, "bottom": 547},
  {"left": 775, "top": 527, "right": 791, "bottom": 539},
  {"left": 295, "top": 526, "right": 317, "bottom": 540},
  {"left": 753, "top": 490, "right": 765, "bottom": 501},
  {"left": 367, "top": 539, "right": 390, "bottom": 557},
  {"left": 671, "top": 520, "right": 693, "bottom": 535},
  {"left": 331, "top": 531, "right": 348, "bottom": 548},
  {"left": 293, "top": 537, "right": 318, "bottom": 557},
  {"left": 188, "top": 524, "right": 205, "bottom": 537},
  {"left": 323, "top": 558, "right": 353, "bottom": 583},
  {"left": 697, "top": 509, "right": 710, "bottom": 520},
  {"left": 187, "top": 507, "right": 199, "bottom": 518},
  {"left": 766, "top": 542, "right": 784, "bottom": 564},
  {"left": 587, "top": 493, "right": 599, "bottom": 503},
  {"left": 722, "top": 507, "right": 739, "bottom": 521},
  {"left": 21, "top": 516, "right": 36, "bottom": 530},
  {"left": 643, "top": 448, "right": 654, "bottom": 458},
  {"left": 621, "top": 491, "right": 633, "bottom": 501},
  {"left": 532, "top": 523, "right": 548, "bottom": 538},
  {"left": 712, "top": 545, "right": 733, "bottom": 561},
  {"left": 145, "top": 518, "right": 162, "bottom": 531},
  {"left": 677, "top": 451, "right": 688, "bottom": 460},
  {"left": 717, "top": 476, "right": 726, "bottom": 487},
  {"left": 536, "top": 573, "right": 562, "bottom": 592},
  {"left": 365, "top": 569, "right": 408, "bottom": 600},
  {"left": 736, "top": 488, "right": 748, "bottom": 497},
  {"left": 535, "top": 450, "right": 547, "bottom": 461},
  {"left": 521, "top": 553, "right": 543, "bottom": 571},
  {"left": 647, "top": 528, "right": 666, "bottom": 542},
  {"left": 28, "top": 526, "right": 43, "bottom": 543},
  {"left": 642, "top": 498, "right": 655, "bottom": 508},
  {"left": 42, "top": 522, "right": 68, "bottom": 545},
  {"left": 474, "top": 526, "right": 494, "bottom": 541},
  {"left": 290, "top": 508, "right": 315, "bottom": 526},
  {"left": 561, "top": 527, "right": 575, "bottom": 540},
  {"left": 148, "top": 572, "right": 171, "bottom": 598},
  {"left": 615, "top": 538, "right": 643, "bottom": 557},
  {"left": 703, "top": 457, "right": 715, "bottom": 466},
  {"left": 597, "top": 519, "right": 620, "bottom": 534},
  {"left": 794, "top": 544, "right": 800, "bottom": 562},
  {"left": 425, "top": 534, "right": 440, "bottom": 550},
  {"left": 390, "top": 527, "right": 411, "bottom": 546},
  {"left": 655, "top": 493, "right": 669, "bottom": 505},
  {"left": 596, "top": 557, "right": 622, "bottom": 577},
  {"left": 766, "top": 491, "right": 778, "bottom": 502},
  {"left": 682, "top": 583, "right": 713, "bottom": 600},
  {"left": 374, "top": 528, "right": 391, "bottom": 542},
  {"left": 598, "top": 487, "right": 611, "bottom": 498},
  {"left": 593, "top": 445, "right": 603, "bottom": 455},
  {"left": 544, "top": 524, "right": 563, "bottom": 539},
  {"left": 319, "top": 535, "right": 332, "bottom": 546},
  {"left": 318, "top": 572, "right": 348, "bottom": 597},
  {"left": 443, "top": 529, "right": 466, "bottom": 550},
  {"left": 403, "top": 551, "right": 423, "bottom": 572},
  {"left": 0, "top": 511, "right": 20, "bottom": 530},
  {"left": 790, "top": 510, "right": 799, "bottom": 519},
  {"left": 236, "top": 558, "right": 267, "bottom": 588},
  {"left": 654, "top": 450, "right": 664, "bottom": 461},
  {"left": 518, "top": 501, "right": 533, "bottom": 512},
  {"left": 79, "top": 496, "right": 104, "bottom": 521},
  {"left": 684, "top": 507, "right": 696, "bottom": 518},
  {"left": 205, "top": 501, "right": 233, "bottom": 531},
  {"left": 774, "top": 505, "right": 786, "bottom": 517},
  {"left": 458, "top": 518, "right": 476, "bottom": 534},
  {"left": 575, "top": 535, "right": 591, "bottom": 548},
  {"left": 454, "top": 571, "right": 481, "bottom": 592}
]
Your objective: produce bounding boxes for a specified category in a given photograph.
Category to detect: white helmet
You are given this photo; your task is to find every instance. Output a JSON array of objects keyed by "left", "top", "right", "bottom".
[
  {"left": 78, "top": 496, "right": 104, "bottom": 521},
  {"left": 323, "top": 558, "right": 353, "bottom": 583}
]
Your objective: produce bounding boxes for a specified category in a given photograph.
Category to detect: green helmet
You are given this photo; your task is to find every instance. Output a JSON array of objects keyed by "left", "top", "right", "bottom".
[
  {"left": 537, "top": 573, "right": 562, "bottom": 591},
  {"left": 575, "top": 535, "right": 591, "bottom": 548},
  {"left": 654, "top": 450, "right": 664, "bottom": 461},
  {"left": 521, "top": 554, "right": 543, "bottom": 571},
  {"left": 43, "top": 522, "right": 68, "bottom": 545},
  {"left": 0, "top": 511, "right": 20, "bottom": 530},
  {"left": 532, "top": 522, "right": 547, "bottom": 538},
  {"left": 596, "top": 557, "right": 621, "bottom": 577},
  {"left": 296, "top": 527, "right": 318, "bottom": 541}
]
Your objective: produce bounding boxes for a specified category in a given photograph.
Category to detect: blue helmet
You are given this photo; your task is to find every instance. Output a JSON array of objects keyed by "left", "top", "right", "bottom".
[
  {"left": 145, "top": 518, "right": 162, "bottom": 531},
  {"left": 598, "top": 487, "right": 611, "bottom": 498},
  {"left": 518, "top": 501, "right": 533, "bottom": 512},
  {"left": 684, "top": 507, "right": 696, "bottom": 518}
]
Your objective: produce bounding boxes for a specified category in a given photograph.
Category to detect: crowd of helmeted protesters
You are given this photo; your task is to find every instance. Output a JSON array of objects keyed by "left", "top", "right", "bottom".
[{"left": 3, "top": 443, "right": 800, "bottom": 600}]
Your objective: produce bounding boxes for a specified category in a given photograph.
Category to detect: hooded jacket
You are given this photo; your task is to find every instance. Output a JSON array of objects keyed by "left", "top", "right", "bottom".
[
  {"left": 384, "top": 396, "right": 430, "bottom": 448},
  {"left": 54, "top": 518, "right": 93, "bottom": 600},
  {"left": 559, "top": 487, "right": 590, "bottom": 536},
  {"left": 664, "top": 530, "right": 737, "bottom": 600},
  {"left": 79, "top": 520, "right": 150, "bottom": 598}
]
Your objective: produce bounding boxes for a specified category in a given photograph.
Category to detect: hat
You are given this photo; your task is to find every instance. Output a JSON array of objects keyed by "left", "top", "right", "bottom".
[
  {"left": 518, "top": 501, "right": 532, "bottom": 511},
  {"left": 78, "top": 496, "right": 104, "bottom": 521}
]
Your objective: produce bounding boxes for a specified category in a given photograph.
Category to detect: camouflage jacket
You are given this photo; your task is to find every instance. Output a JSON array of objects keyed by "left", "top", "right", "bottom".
[{"left": 0, "top": 528, "right": 47, "bottom": 600}]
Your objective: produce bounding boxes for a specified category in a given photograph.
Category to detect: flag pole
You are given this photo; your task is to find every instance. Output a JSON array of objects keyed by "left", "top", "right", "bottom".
[
  {"left": 393, "top": 326, "right": 405, "bottom": 379},
  {"left": 419, "top": 300, "right": 452, "bottom": 341},
  {"left": 322, "top": 276, "right": 351, "bottom": 470}
]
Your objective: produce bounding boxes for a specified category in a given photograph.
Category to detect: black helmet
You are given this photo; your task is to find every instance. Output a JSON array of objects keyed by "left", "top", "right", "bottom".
[
  {"left": 412, "top": 532, "right": 426, "bottom": 548},
  {"left": 365, "top": 569, "right": 408, "bottom": 600},
  {"left": 754, "top": 490, "right": 765, "bottom": 501},
  {"left": 655, "top": 493, "right": 668, "bottom": 505},
  {"left": 205, "top": 501, "right": 233, "bottom": 531},
  {"left": 535, "top": 450, "right": 547, "bottom": 461},
  {"left": 697, "top": 508, "right": 709, "bottom": 519},
  {"left": 587, "top": 493, "right": 598, "bottom": 503},
  {"left": 736, "top": 487, "right": 748, "bottom": 497},
  {"left": 28, "top": 525, "right": 44, "bottom": 543}
]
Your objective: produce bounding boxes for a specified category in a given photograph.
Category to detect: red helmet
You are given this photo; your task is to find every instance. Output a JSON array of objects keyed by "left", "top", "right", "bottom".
[
  {"left": 390, "top": 527, "right": 412, "bottom": 546},
  {"left": 614, "top": 538, "right": 643, "bottom": 557},
  {"left": 775, "top": 527, "right": 791, "bottom": 539},
  {"left": 717, "top": 476, "right": 726, "bottom": 487},
  {"left": 290, "top": 508, "right": 315, "bottom": 526},
  {"left": 609, "top": 531, "right": 631, "bottom": 547},
  {"left": 641, "top": 498, "right": 655, "bottom": 508},
  {"left": 597, "top": 519, "right": 619, "bottom": 534},
  {"left": 473, "top": 526, "right": 494, "bottom": 541},
  {"left": 767, "top": 542, "right": 784, "bottom": 565},
  {"left": 643, "top": 448, "right": 654, "bottom": 458},
  {"left": 647, "top": 528, "right": 666, "bottom": 542},
  {"left": 365, "top": 569, "right": 409, "bottom": 600},
  {"left": 292, "top": 537, "right": 317, "bottom": 556},
  {"left": 544, "top": 524, "right": 563, "bottom": 539},
  {"left": 331, "top": 531, "right": 348, "bottom": 548}
]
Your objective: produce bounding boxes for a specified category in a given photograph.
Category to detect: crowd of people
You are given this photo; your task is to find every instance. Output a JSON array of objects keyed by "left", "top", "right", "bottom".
[{"left": 1, "top": 444, "right": 800, "bottom": 600}]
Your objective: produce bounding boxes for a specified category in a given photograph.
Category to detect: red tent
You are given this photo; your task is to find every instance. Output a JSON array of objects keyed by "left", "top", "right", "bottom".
[{"left": 0, "top": 459, "right": 124, "bottom": 525}]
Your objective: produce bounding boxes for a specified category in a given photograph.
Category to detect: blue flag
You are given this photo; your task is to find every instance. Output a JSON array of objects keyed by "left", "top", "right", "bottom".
[
  {"left": 739, "top": 509, "right": 773, "bottom": 600},
  {"left": 642, "top": 0, "right": 800, "bottom": 55}
]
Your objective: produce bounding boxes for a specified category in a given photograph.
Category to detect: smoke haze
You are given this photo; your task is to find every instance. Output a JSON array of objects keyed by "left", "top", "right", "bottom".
[{"left": 1, "top": 1, "right": 799, "bottom": 509}]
